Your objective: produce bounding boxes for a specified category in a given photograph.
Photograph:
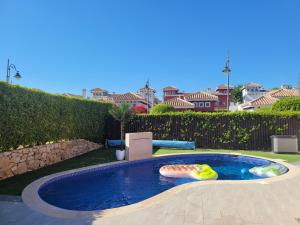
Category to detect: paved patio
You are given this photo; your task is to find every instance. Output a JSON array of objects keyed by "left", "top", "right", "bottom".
[{"left": 1, "top": 163, "right": 300, "bottom": 225}]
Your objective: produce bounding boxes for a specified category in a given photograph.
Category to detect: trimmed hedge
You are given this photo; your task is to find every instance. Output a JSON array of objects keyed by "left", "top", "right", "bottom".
[
  {"left": 121, "top": 111, "right": 300, "bottom": 150},
  {"left": 0, "top": 82, "right": 112, "bottom": 152}
]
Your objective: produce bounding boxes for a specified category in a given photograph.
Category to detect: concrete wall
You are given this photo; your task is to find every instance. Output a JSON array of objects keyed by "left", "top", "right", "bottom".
[{"left": 0, "top": 139, "right": 102, "bottom": 180}]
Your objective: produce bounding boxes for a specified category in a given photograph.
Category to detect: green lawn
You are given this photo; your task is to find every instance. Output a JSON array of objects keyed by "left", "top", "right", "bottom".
[{"left": 1, "top": 148, "right": 300, "bottom": 196}]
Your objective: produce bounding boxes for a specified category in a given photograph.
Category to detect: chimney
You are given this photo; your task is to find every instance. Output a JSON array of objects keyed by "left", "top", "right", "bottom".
[{"left": 82, "top": 89, "right": 87, "bottom": 98}]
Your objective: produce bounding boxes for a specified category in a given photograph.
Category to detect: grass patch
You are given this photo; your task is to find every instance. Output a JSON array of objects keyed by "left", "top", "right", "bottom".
[
  {"left": 1, "top": 147, "right": 300, "bottom": 196},
  {"left": 154, "top": 148, "right": 300, "bottom": 163}
]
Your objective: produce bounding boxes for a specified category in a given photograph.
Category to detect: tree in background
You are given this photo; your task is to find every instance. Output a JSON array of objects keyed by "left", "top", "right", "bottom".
[
  {"left": 232, "top": 85, "right": 243, "bottom": 103},
  {"left": 150, "top": 104, "right": 176, "bottom": 114}
]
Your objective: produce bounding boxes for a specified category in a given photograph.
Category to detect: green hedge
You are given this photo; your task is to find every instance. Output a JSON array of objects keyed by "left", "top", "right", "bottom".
[
  {"left": 0, "top": 82, "right": 112, "bottom": 152},
  {"left": 272, "top": 97, "right": 300, "bottom": 111},
  {"left": 124, "top": 111, "right": 300, "bottom": 150}
]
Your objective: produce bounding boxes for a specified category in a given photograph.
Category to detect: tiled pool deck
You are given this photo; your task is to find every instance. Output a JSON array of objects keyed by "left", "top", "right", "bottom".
[{"left": 1, "top": 159, "right": 300, "bottom": 225}]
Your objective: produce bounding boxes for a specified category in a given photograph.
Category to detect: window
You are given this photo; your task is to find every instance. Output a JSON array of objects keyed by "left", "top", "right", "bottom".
[
  {"left": 205, "top": 102, "right": 211, "bottom": 107},
  {"left": 199, "top": 102, "right": 204, "bottom": 107}
]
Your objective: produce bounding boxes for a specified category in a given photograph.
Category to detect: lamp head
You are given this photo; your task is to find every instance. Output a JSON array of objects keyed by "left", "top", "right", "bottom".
[{"left": 14, "top": 71, "right": 22, "bottom": 80}]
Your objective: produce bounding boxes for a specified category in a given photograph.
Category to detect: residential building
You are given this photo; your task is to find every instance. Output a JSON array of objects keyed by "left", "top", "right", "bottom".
[
  {"left": 137, "top": 81, "right": 157, "bottom": 108},
  {"left": 184, "top": 92, "right": 218, "bottom": 112},
  {"left": 240, "top": 88, "right": 300, "bottom": 111},
  {"left": 214, "top": 84, "right": 234, "bottom": 110},
  {"left": 241, "top": 82, "right": 267, "bottom": 103},
  {"left": 90, "top": 88, "right": 113, "bottom": 102},
  {"left": 112, "top": 92, "right": 149, "bottom": 109},
  {"left": 163, "top": 86, "right": 185, "bottom": 101},
  {"left": 163, "top": 84, "right": 233, "bottom": 112}
]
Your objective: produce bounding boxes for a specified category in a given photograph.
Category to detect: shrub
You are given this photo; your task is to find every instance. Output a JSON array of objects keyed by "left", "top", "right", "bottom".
[
  {"left": 272, "top": 97, "right": 300, "bottom": 111},
  {"left": 150, "top": 104, "right": 176, "bottom": 114},
  {"left": 131, "top": 104, "right": 147, "bottom": 113},
  {"left": 0, "top": 82, "right": 112, "bottom": 152}
]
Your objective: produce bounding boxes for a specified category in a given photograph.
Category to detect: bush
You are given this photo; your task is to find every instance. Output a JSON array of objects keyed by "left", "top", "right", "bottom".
[
  {"left": 150, "top": 104, "right": 176, "bottom": 114},
  {"left": 0, "top": 82, "right": 112, "bottom": 152},
  {"left": 272, "top": 97, "right": 300, "bottom": 111},
  {"left": 124, "top": 111, "right": 300, "bottom": 150}
]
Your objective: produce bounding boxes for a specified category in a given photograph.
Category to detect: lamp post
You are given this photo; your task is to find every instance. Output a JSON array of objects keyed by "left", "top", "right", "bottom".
[
  {"left": 222, "top": 51, "right": 231, "bottom": 112},
  {"left": 145, "top": 80, "right": 150, "bottom": 113},
  {"left": 6, "top": 59, "right": 22, "bottom": 84}
]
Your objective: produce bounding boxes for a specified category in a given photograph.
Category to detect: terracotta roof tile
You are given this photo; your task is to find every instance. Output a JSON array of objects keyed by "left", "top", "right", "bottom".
[
  {"left": 185, "top": 92, "right": 218, "bottom": 101},
  {"left": 248, "top": 95, "right": 278, "bottom": 106},
  {"left": 163, "top": 86, "right": 178, "bottom": 91},
  {"left": 216, "top": 84, "right": 233, "bottom": 90},
  {"left": 268, "top": 89, "right": 300, "bottom": 98},
  {"left": 112, "top": 92, "right": 144, "bottom": 101},
  {"left": 165, "top": 97, "right": 194, "bottom": 108}
]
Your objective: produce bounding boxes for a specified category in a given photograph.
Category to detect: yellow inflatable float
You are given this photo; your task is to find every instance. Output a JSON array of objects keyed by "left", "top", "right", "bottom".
[{"left": 159, "top": 164, "right": 218, "bottom": 180}]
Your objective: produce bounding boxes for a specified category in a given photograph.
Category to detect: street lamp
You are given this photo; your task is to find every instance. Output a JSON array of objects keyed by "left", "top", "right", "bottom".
[
  {"left": 6, "top": 59, "right": 22, "bottom": 84},
  {"left": 222, "top": 51, "right": 231, "bottom": 112},
  {"left": 145, "top": 79, "right": 150, "bottom": 113}
]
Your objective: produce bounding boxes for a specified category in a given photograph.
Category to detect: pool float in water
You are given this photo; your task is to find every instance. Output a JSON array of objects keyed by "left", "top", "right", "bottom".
[
  {"left": 159, "top": 164, "right": 218, "bottom": 180},
  {"left": 249, "top": 163, "right": 288, "bottom": 177}
]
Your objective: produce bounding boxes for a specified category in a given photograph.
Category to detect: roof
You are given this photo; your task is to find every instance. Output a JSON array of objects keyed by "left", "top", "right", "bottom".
[
  {"left": 62, "top": 93, "right": 83, "bottom": 98},
  {"left": 242, "top": 95, "right": 278, "bottom": 109},
  {"left": 163, "top": 86, "right": 178, "bottom": 91},
  {"left": 268, "top": 88, "right": 300, "bottom": 98},
  {"left": 185, "top": 92, "right": 218, "bottom": 101},
  {"left": 216, "top": 84, "right": 234, "bottom": 90},
  {"left": 241, "top": 82, "right": 262, "bottom": 90},
  {"left": 164, "top": 97, "right": 194, "bottom": 108},
  {"left": 90, "top": 88, "right": 107, "bottom": 92},
  {"left": 112, "top": 92, "right": 144, "bottom": 101},
  {"left": 250, "top": 95, "right": 278, "bottom": 106}
]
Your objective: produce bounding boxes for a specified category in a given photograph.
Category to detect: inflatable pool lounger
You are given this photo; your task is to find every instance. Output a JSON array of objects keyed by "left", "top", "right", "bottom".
[
  {"left": 159, "top": 164, "right": 218, "bottom": 180},
  {"left": 107, "top": 139, "right": 195, "bottom": 150}
]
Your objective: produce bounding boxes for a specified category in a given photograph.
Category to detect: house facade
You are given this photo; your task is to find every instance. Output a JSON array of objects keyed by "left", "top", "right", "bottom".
[
  {"left": 163, "top": 84, "right": 233, "bottom": 112},
  {"left": 241, "top": 83, "right": 267, "bottom": 103}
]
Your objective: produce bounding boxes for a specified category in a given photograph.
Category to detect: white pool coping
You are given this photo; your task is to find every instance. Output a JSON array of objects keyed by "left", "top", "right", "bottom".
[{"left": 22, "top": 152, "right": 300, "bottom": 219}]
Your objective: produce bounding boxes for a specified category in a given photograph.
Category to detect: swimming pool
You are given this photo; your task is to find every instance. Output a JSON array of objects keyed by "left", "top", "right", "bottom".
[{"left": 38, "top": 154, "right": 288, "bottom": 211}]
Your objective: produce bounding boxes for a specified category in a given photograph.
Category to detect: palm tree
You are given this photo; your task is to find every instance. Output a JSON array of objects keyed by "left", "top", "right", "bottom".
[{"left": 109, "top": 102, "right": 132, "bottom": 150}]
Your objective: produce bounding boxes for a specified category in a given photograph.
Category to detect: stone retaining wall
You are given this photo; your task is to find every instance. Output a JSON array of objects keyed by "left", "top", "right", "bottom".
[{"left": 0, "top": 139, "right": 102, "bottom": 180}]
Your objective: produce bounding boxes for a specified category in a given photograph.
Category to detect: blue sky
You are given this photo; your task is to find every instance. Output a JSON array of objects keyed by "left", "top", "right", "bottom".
[{"left": 1, "top": 0, "right": 299, "bottom": 99}]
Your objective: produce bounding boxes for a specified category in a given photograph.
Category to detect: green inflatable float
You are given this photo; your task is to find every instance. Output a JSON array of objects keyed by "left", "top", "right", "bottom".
[{"left": 249, "top": 163, "right": 288, "bottom": 178}]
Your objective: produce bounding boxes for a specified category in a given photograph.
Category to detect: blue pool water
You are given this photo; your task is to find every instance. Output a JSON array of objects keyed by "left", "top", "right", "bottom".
[{"left": 38, "top": 154, "right": 287, "bottom": 211}]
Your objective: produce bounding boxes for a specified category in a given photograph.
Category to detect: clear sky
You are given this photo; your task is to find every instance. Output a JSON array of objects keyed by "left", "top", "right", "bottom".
[{"left": 1, "top": 0, "right": 299, "bottom": 99}]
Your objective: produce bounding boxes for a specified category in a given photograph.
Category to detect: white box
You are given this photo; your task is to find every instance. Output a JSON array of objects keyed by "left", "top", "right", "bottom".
[
  {"left": 271, "top": 135, "right": 298, "bottom": 153},
  {"left": 125, "top": 132, "right": 153, "bottom": 161}
]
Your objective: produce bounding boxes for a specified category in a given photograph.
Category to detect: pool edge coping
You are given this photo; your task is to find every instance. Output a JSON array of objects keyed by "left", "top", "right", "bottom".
[{"left": 22, "top": 152, "right": 300, "bottom": 219}]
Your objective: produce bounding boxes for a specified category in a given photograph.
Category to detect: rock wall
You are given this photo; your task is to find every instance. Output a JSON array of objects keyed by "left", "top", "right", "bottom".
[{"left": 0, "top": 139, "right": 102, "bottom": 180}]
